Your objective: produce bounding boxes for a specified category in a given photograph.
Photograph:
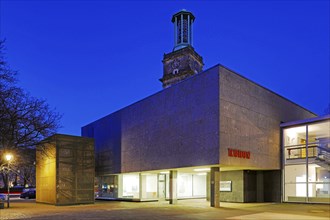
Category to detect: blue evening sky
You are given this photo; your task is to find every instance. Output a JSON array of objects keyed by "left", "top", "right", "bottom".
[{"left": 0, "top": 0, "right": 329, "bottom": 136}]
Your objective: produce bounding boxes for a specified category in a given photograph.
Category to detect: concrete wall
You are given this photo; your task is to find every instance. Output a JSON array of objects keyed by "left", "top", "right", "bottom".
[
  {"left": 219, "top": 65, "right": 316, "bottom": 169},
  {"left": 219, "top": 170, "right": 244, "bottom": 202},
  {"left": 82, "top": 113, "right": 122, "bottom": 176},
  {"left": 82, "top": 67, "right": 220, "bottom": 174}
]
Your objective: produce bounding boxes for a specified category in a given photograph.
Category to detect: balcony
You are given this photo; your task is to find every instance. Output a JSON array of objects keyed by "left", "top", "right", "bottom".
[{"left": 285, "top": 142, "right": 330, "bottom": 169}]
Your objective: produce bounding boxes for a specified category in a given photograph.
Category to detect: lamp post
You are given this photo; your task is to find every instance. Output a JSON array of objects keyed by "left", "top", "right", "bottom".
[{"left": 5, "top": 153, "right": 13, "bottom": 208}]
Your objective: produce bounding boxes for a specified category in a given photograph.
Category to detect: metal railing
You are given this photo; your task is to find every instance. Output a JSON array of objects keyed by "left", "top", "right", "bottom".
[
  {"left": 286, "top": 143, "right": 329, "bottom": 165},
  {"left": 316, "top": 144, "right": 330, "bottom": 164},
  {"left": 286, "top": 145, "right": 318, "bottom": 159}
]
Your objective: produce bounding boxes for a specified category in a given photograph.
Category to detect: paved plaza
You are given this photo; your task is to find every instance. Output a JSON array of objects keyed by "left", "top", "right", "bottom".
[{"left": 0, "top": 199, "right": 329, "bottom": 220}]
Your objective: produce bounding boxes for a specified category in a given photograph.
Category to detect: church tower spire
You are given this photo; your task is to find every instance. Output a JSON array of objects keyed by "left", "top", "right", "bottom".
[
  {"left": 172, "top": 9, "right": 194, "bottom": 51},
  {"left": 160, "top": 9, "right": 204, "bottom": 88}
]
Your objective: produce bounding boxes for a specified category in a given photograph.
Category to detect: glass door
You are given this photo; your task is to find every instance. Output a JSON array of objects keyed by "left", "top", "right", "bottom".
[{"left": 158, "top": 174, "right": 166, "bottom": 200}]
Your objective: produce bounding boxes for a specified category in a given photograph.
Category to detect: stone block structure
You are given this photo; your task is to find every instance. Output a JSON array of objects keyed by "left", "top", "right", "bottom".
[{"left": 36, "top": 134, "right": 94, "bottom": 205}]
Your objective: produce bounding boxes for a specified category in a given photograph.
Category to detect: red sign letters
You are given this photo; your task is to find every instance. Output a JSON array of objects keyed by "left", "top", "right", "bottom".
[{"left": 228, "top": 148, "right": 250, "bottom": 159}]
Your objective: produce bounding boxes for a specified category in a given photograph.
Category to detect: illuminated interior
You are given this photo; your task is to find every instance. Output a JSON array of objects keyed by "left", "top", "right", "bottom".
[
  {"left": 95, "top": 167, "right": 208, "bottom": 201},
  {"left": 283, "top": 120, "right": 330, "bottom": 203}
]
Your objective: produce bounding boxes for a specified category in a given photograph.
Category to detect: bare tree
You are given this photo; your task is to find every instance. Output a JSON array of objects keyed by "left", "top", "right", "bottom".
[
  {"left": 15, "top": 148, "right": 36, "bottom": 187},
  {"left": 0, "top": 40, "right": 62, "bottom": 187}
]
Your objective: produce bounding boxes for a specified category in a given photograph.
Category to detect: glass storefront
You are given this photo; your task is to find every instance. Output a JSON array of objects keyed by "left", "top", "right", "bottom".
[
  {"left": 178, "top": 173, "right": 207, "bottom": 198},
  {"left": 283, "top": 118, "right": 330, "bottom": 203},
  {"left": 140, "top": 173, "right": 158, "bottom": 200},
  {"left": 95, "top": 175, "right": 118, "bottom": 199},
  {"left": 95, "top": 171, "right": 207, "bottom": 201},
  {"left": 119, "top": 173, "right": 140, "bottom": 199}
]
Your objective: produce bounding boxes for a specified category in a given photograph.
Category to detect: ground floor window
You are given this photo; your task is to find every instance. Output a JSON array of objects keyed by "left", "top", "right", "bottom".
[
  {"left": 95, "top": 171, "right": 207, "bottom": 200},
  {"left": 119, "top": 173, "right": 140, "bottom": 199},
  {"left": 141, "top": 173, "right": 158, "bottom": 199},
  {"left": 282, "top": 119, "right": 330, "bottom": 203},
  {"left": 95, "top": 175, "right": 118, "bottom": 198},
  {"left": 284, "top": 163, "right": 329, "bottom": 202},
  {"left": 178, "top": 173, "right": 206, "bottom": 198}
]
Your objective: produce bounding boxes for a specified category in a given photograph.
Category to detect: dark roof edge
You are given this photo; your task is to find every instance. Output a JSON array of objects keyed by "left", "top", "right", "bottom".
[
  {"left": 280, "top": 114, "right": 330, "bottom": 128},
  {"left": 82, "top": 63, "right": 317, "bottom": 129},
  {"left": 41, "top": 133, "right": 94, "bottom": 142},
  {"left": 217, "top": 63, "right": 317, "bottom": 116},
  {"left": 81, "top": 65, "right": 221, "bottom": 129}
]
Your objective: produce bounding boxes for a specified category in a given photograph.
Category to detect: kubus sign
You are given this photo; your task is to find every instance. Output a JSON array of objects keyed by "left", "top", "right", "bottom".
[{"left": 228, "top": 148, "right": 250, "bottom": 159}]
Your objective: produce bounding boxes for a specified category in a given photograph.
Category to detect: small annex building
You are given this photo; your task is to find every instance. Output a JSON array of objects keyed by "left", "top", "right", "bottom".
[
  {"left": 81, "top": 10, "right": 329, "bottom": 206},
  {"left": 36, "top": 134, "right": 94, "bottom": 205}
]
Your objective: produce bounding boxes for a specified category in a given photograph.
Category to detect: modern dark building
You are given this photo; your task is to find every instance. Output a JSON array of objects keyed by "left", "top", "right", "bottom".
[{"left": 82, "top": 10, "right": 329, "bottom": 206}]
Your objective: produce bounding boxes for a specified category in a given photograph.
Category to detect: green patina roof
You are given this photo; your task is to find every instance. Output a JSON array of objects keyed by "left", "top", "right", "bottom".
[{"left": 171, "top": 9, "right": 195, "bottom": 22}]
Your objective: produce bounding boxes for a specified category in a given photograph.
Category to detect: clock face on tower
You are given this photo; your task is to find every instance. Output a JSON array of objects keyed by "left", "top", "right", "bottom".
[
  {"left": 171, "top": 59, "right": 180, "bottom": 69},
  {"left": 161, "top": 48, "right": 203, "bottom": 88}
]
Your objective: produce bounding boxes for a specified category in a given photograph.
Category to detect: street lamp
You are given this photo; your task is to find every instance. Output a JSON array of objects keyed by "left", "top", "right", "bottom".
[{"left": 5, "top": 153, "right": 13, "bottom": 208}]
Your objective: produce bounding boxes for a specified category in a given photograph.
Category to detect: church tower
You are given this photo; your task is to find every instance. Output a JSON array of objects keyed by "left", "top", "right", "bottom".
[{"left": 160, "top": 9, "right": 204, "bottom": 88}]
